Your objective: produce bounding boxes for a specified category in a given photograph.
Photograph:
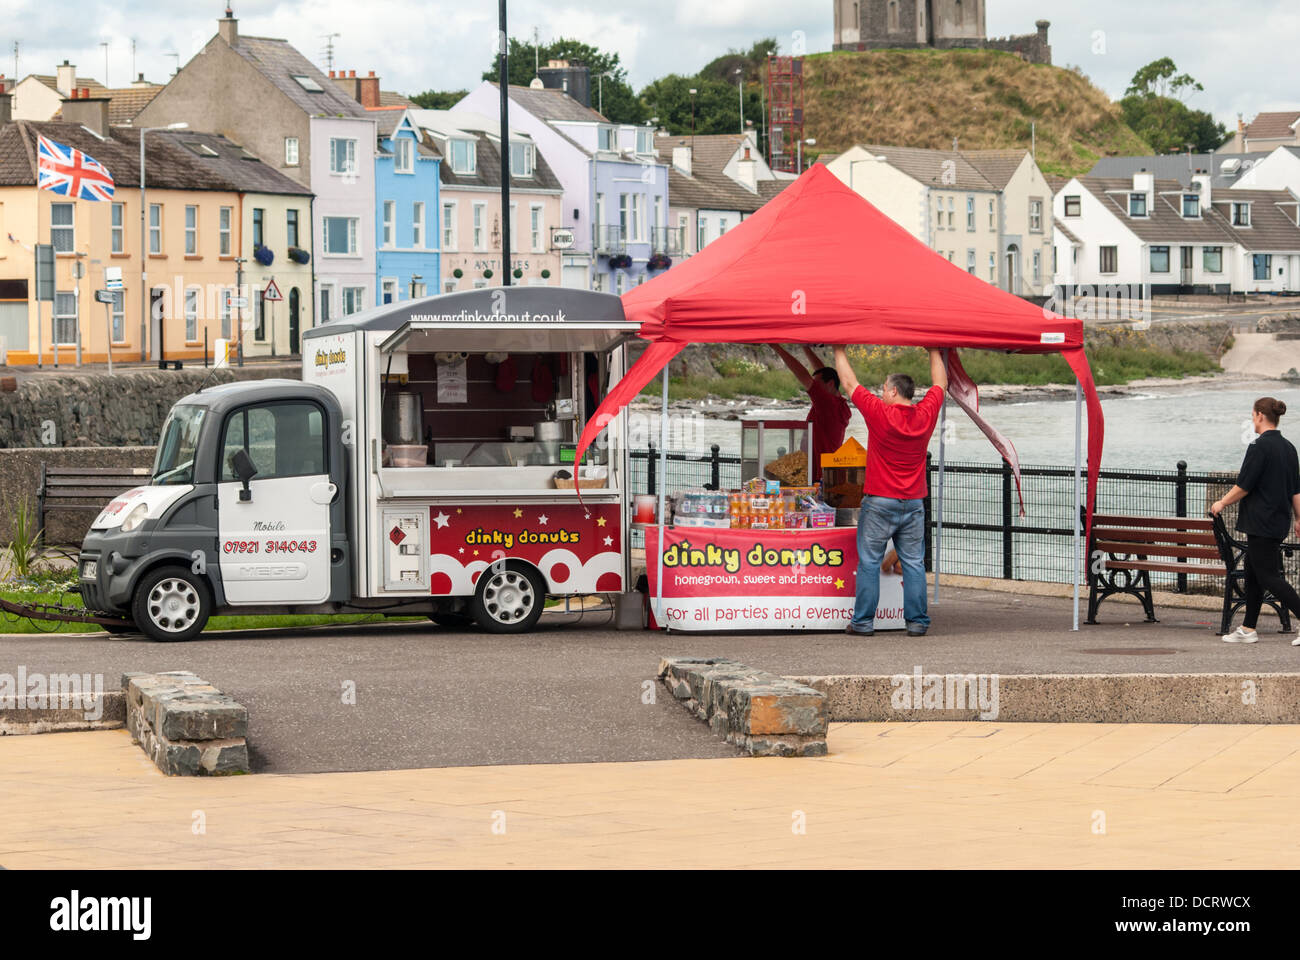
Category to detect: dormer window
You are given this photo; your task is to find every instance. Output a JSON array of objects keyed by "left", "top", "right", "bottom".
[
  {"left": 1064, "top": 195, "right": 1081, "bottom": 217},
  {"left": 1129, "top": 192, "right": 1148, "bottom": 217},
  {"left": 1232, "top": 202, "right": 1251, "bottom": 227},
  {"left": 1182, "top": 193, "right": 1200, "bottom": 218},
  {"left": 510, "top": 141, "right": 534, "bottom": 178},
  {"left": 597, "top": 126, "right": 617, "bottom": 152},
  {"left": 449, "top": 138, "right": 476, "bottom": 175},
  {"left": 636, "top": 128, "right": 653, "bottom": 155},
  {"left": 394, "top": 137, "right": 413, "bottom": 174}
]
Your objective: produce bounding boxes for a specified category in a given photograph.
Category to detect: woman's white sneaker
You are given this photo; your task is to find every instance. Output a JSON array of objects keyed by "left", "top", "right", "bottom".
[
  {"left": 1292, "top": 630, "right": 1300, "bottom": 646},
  {"left": 1223, "top": 627, "right": 1259, "bottom": 643}
]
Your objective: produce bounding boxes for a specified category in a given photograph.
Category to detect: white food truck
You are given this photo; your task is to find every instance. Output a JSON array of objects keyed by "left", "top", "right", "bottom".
[{"left": 77, "top": 288, "right": 639, "bottom": 641}]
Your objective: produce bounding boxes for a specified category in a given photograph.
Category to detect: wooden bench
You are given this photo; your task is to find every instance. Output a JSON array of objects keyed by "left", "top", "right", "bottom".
[
  {"left": 36, "top": 464, "right": 153, "bottom": 543},
  {"left": 1211, "top": 513, "right": 1295, "bottom": 635},
  {"left": 1085, "top": 513, "right": 1226, "bottom": 624}
]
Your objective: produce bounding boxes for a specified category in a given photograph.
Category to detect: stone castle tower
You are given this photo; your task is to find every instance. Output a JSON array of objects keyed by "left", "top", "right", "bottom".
[{"left": 833, "top": 1, "right": 1051, "bottom": 65}]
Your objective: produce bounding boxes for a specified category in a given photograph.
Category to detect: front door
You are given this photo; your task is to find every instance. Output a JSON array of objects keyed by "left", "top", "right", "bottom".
[
  {"left": 149, "top": 287, "right": 167, "bottom": 362},
  {"left": 288, "top": 287, "right": 301, "bottom": 354},
  {"left": 1181, "top": 246, "right": 1194, "bottom": 287},
  {"left": 216, "top": 399, "right": 333, "bottom": 604}
]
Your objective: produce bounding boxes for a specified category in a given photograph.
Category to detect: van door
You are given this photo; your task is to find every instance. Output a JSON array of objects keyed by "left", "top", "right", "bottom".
[{"left": 217, "top": 399, "right": 334, "bottom": 604}]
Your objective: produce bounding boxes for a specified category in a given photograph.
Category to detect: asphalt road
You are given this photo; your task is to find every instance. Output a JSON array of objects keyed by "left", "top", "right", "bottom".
[{"left": 2, "top": 586, "right": 1295, "bottom": 774}]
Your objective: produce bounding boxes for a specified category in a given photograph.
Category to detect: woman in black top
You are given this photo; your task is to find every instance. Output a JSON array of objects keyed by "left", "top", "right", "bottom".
[{"left": 1211, "top": 397, "right": 1300, "bottom": 645}]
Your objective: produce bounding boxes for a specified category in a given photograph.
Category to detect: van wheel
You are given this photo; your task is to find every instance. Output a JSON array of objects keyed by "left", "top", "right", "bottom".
[
  {"left": 132, "top": 566, "right": 210, "bottom": 642},
  {"left": 471, "top": 563, "right": 546, "bottom": 634}
]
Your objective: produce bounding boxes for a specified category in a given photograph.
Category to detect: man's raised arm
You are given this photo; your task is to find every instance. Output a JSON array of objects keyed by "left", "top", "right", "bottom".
[
  {"left": 833, "top": 345, "right": 860, "bottom": 396},
  {"left": 769, "top": 345, "right": 813, "bottom": 388},
  {"left": 929, "top": 347, "right": 948, "bottom": 393}
]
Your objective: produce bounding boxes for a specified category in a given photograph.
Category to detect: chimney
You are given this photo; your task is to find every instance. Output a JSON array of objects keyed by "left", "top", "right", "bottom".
[
  {"left": 218, "top": 6, "right": 238, "bottom": 46},
  {"left": 1191, "top": 174, "right": 1211, "bottom": 208},
  {"left": 62, "top": 93, "right": 110, "bottom": 136},
  {"left": 0, "top": 88, "right": 11, "bottom": 127},
  {"left": 672, "top": 145, "right": 691, "bottom": 177},
  {"left": 1238, "top": 113, "right": 1246, "bottom": 136},
  {"left": 359, "top": 71, "right": 380, "bottom": 109},
  {"left": 56, "top": 61, "right": 76, "bottom": 97},
  {"left": 736, "top": 150, "right": 758, "bottom": 193},
  {"left": 132, "top": 72, "right": 149, "bottom": 87},
  {"left": 1133, "top": 171, "right": 1154, "bottom": 195}
]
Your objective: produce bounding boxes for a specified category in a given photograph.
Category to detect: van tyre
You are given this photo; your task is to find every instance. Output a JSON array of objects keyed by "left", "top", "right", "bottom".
[
  {"left": 132, "top": 566, "right": 211, "bottom": 642},
  {"left": 471, "top": 562, "right": 546, "bottom": 634}
]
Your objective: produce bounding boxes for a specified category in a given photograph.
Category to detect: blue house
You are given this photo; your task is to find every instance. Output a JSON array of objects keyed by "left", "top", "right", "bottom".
[{"left": 373, "top": 110, "right": 441, "bottom": 303}]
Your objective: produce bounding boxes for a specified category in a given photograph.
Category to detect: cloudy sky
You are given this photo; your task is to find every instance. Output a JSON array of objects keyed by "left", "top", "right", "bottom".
[{"left": 7, "top": 0, "right": 1297, "bottom": 128}]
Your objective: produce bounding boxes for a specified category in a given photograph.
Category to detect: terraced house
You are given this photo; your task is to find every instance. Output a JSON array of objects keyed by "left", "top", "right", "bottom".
[
  {"left": 135, "top": 7, "right": 376, "bottom": 328},
  {"left": 0, "top": 96, "right": 311, "bottom": 365},
  {"left": 370, "top": 109, "right": 441, "bottom": 304}
]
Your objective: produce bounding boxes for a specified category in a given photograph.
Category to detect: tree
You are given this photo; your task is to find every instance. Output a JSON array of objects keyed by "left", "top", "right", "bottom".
[
  {"left": 409, "top": 89, "right": 468, "bottom": 110},
  {"left": 482, "top": 37, "right": 645, "bottom": 123},
  {"left": 1120, "top": 58, "right": 1227, "bottom": 153}
]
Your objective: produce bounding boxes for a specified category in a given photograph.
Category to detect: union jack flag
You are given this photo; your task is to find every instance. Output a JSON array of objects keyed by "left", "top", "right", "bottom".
[{"left": 36, "top": 134, "right": 115, "bottom": 201}]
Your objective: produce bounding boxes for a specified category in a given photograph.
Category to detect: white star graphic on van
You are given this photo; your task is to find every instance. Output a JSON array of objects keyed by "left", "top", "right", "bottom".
[
  {"left": 603, "top": 536, "right": 613, "bottom": 547},
  {"left": 433, "top": 512, "right": 451, "bottom": 528},
  {"left": 537, "top": 514, "right": 549, "bottom": 525}
]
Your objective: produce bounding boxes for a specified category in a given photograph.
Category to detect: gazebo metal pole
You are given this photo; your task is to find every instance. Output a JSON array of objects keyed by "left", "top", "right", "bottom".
[
  {"left": 655, "top": 365, "right": 670, "bottom": 628},
  {"left": 934, "top": 391, "right": 946, "bottom": 603},
  {"left": 1073, "top": 381, "right": 1083, "bottom": 631}
]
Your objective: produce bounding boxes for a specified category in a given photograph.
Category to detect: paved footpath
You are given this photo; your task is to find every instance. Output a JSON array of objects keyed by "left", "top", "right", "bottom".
[{"left": 3, "top": 721, "right": 1298, "bottom": 868}]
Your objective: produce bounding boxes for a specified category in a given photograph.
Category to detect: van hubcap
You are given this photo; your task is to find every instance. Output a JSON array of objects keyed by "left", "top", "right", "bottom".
[
  {"left": 147, "top": 578, "right": 200, "bottom": 633},
  {"left": 482, "top": 571, "right": 535, "bottom": 625}
]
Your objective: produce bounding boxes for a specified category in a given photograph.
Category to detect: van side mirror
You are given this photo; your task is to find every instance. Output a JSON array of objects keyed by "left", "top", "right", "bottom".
[{"left": 231, "top": 449, "right": 258, "bottom": 502}]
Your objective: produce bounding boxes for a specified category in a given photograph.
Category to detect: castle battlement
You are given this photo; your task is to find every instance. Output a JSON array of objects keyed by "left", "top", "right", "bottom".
[{"left": 832, "top": 2, "right": 1051, "bottom": 65}]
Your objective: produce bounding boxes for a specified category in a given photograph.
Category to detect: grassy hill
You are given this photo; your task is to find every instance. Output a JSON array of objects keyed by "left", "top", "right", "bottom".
[{"left": 801, "top": 49, "right": 1151, "bottom": 177}]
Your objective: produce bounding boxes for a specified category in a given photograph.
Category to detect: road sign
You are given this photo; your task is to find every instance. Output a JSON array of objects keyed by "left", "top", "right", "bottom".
[
  {"left": 263, "top": 278, "right": 283, "bottom": 302},
  {"left": 225, "top": 294, "right": 248, "bottom": 310},
  {"left": 104, "top": 267, "right": 123, "bottom": 290},
  {"left": 34, "top": 245, "right": 54, "bottom": 301},
  {"left": 94, "top": 290, "right": 115, "bottom": 304}
]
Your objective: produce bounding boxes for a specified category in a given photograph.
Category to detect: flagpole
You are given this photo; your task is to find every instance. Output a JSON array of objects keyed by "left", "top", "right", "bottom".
[{"left": 35, "top": 178, "right": 42, "bottom": 369}]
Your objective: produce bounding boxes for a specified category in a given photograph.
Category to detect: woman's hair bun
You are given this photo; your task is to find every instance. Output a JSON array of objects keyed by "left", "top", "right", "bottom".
[{"left": 1255, "top": 397, "right": 1286, "bottom": 422}]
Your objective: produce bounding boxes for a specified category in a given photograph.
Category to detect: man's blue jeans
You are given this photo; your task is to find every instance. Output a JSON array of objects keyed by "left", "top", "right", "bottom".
[{"left": 850, "top": 495, "right": 929, "bottom": 631}]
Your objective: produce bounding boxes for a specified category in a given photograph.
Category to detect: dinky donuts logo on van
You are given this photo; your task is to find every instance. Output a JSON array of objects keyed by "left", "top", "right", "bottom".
[{"left": 313, "top": 344, "right": 348, "bottom": 372}]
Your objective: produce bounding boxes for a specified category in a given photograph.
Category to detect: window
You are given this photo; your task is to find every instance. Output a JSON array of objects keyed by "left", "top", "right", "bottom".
[
  {"left": 947, "top": 197, "right": 954, "bottom": 229},
  {"left": 110, "top": 202, "right": 124, "bottom": 254},
  {"left": 1150, "top": 246, "right": 1170, "bottom": 273},
  {"left": 697, "top": 215, "right": 706, "bottom": 251},
  {"left": 1232, "top": 202, "right": 1251, "bottom": 227},
  {"left": 323, "top": 217, "right": 357, "bottom": 255},
  {"left": 678, "top": 212, "right": 689, "bottom": 252},
  {"left": 413, "top": 202, "right": 425, "bottom": 248},
  {"left": 618, "top": 194, "right": 629, "bottom": 239},
  {"left": 54, "top": 291, "right": 76, "bottom": 344},
  {"left": 989, "top": 252, "right": 996, "bottom": 282},
  {"left": 184, "top": 205, "right": 198, "bottom": 256},
  {"left": 1064, "top": 195, "right": 1081, "bottom": 218},
  {"left": 653, "top": 195, "right": 662, "bottom": 235},
  {"left": 632, "top": 195, "right": 646, "bottom": 242},
  {"left": 966, "top": 196, "right": 974, "bottom": 231},
  {"left": 330, "top": 138, "right": 357, "bottom": 175},
  {"left": 888, "top": 0, "right": 900, "bottom": 30},
  {"left": 449, "top": 139, "right": 476, "bottom": 175},
  {"left": 442, "top": 201, "right": 457, "bottom": 250},
  {"left": 381, "top": 278, "right": 398, "bottom": 305},
  {"left": 966, "top": 249, "right": 975, "bottom": 274},
  {"left": 936, "top": 200, "right": 944, "bottom": 232},
  {"left": 184, "top": 287, "right": 199, "bottom": 341},
  {"left": 1183, "top": 194, "right": 1200, "bottom": 218},
  {"left": 290, "top": 74, "right": 325, "bottom": 93},
  {"left": 342, "top": 287, "right": 366, "bottom": 315},
  {"left": 718, "top": 216, "right": 728, "bottom": 236},
  {"left": 148, "top": 203, "right": 162, "bottom": 254},
  {"left": 636, "top": 128, "right": 653, "bottom": 155},
  {"left": 153, "top": 405, "right": 204, "bottom": 486},
  {"left": 284, "top": 137, "right": 299, "bottom": 166},
  {"left": 394, "top": 137, "right": 413, "bottom": 174},
  {"left": 51, "top": 202, "right": 74, "bottom": 253},
  {"left": 252, "top": 208, "right": 264, "bottom": 249},
  {"left": 530, "top": 204, "right": 544, "bottom": 252},
  {"left": 597, "top": 127, "right": 617, "bottom": 152},
  {"left": 220, "top": 402, "right": 325, "bottom": 483},
  {"left": 1032, "top": 250, "right": 1041, "bottom": 282},
  {"left": 1254, "top": 254, "right": 1272, "bottom": 281},
  {"left": 1100, "top": 245, "right": 1118, "bottom": 274},
  {"left": 1203, "top": 246, "right": 1223, "bottom": 273},
  {"left": 318, "top": 285, "right": 332, "bottom": 324},
  {"left": 1029, "top": 199, "right": 1043, "bottom": 232},
  {"left": 382, "top": 201, "right": 395, "bottom": 247},
  {"left": 509, "top": 141, "right": 533, "bottom": 178},
  {"left": 219, "top": 206, "right": 233, "bottom": 256},
  {"left": 472, "top": 203, "right": 486, "bottom": 250},
  {"left": 614, "top": 270, "right": 626, "bottom": 295},
  {"left": 286, "top": 209, "right": 299, "bottom": 249},
  {"left": 1129, "top": 193, "right": 1147, "bottom": 217},
  {"left": 988, "top": 199, "right": 995, "bottom": 230},
  {"left": 109, "top": 290, "right": 125, "bottom": 342},
  {"left": 219, "top": 287, "right": 232, "bottom": 338},
  {"left": 443, "top": 278, "right": 457, "bottom": 293},
  {"left": 253, "top": 289, "right": 266, "bottom": 341}
]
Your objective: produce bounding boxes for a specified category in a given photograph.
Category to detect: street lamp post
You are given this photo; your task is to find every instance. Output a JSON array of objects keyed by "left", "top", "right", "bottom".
[
  {"left": 138, "top": 122, "right": 187, "bottom": 361},
  {"left": 734, "top": 68, "right": 744, "bottom": 134}
]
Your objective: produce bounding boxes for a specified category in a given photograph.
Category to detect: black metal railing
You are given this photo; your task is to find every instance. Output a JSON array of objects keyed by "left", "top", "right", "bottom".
[
  {"left": 593, "top": 225, "right": 626, "bottom": 255},
  {"left": 651, "top": 226, "right": 685, "bottom": 256}
]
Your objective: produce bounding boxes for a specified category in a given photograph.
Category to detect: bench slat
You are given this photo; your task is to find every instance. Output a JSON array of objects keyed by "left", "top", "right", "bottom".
[
  {"left": 1094, "top": 541, "right": 1221, "bottom": 561},
  {"left": 1106, "top": 560, "right": 1227, "bottom": 576},
  {"left": 1092, "top": 514, "right": 1215, "bottom": 531},
  {"left": 1092, "top": 527, "right": 1217, "bottom": 546}
]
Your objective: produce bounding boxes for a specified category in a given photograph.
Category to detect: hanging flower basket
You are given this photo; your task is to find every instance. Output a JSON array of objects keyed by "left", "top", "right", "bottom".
[
  {"left": 609, "top": 253, "right": 633, "bottom": 270},
  {"left": 253, "top": 245, "right": 274, "bottom": 267},
  {"left": 453, "top": 268, "right": 464, "bottom": 278},
  {"left": 287, "top": 246, "right": 310, "bottom": 265},
  {"left": 648, "top": 253, "right": 672, "bottom": 271}
]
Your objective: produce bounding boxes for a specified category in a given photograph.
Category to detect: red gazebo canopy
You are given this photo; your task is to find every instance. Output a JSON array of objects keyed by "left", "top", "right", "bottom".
[{"left": 576, "top": 163, "right": 1103, "bottom": 527}]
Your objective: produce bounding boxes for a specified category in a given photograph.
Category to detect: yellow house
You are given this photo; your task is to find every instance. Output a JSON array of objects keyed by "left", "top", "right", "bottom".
[{"left": 0, "top": 107, "right": 313, "bottom": 365}]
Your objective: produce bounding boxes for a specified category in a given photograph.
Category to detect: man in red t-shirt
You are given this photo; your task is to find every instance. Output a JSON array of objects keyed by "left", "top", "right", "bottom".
[
  {"left": 833, "top": 345, "right": 947, "bottom": 637},
  {"left": 770, "top": 345, "right": 851, "bottom": 483}
]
